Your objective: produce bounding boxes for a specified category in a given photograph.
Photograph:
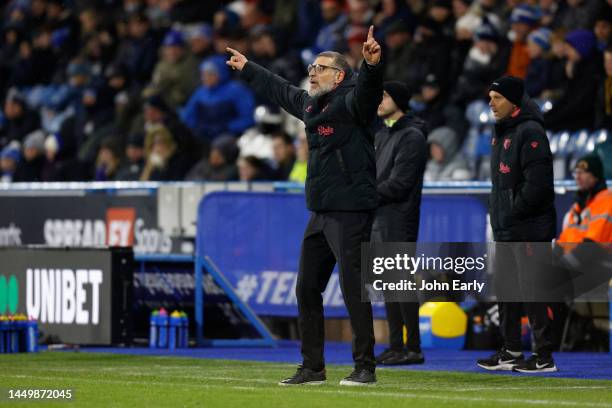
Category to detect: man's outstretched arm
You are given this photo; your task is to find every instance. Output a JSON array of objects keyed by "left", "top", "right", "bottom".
[{"left": 226, "top": 47, "right": 307, "bottom": 120}]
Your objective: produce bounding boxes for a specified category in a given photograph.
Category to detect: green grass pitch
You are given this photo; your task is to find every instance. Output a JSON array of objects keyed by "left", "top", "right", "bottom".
[{"left": 0, "top": 352, "right": 611, "bottom": 407}]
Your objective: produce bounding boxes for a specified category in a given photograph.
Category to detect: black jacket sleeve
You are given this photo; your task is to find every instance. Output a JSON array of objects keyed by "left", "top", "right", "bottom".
[
  {"left": 512, "top": 125, "right": 555, "bottom": 218},
  {"left": 377, "top": 129, "right": 427, "bottom": 205},
  {"left": 347, "top": 61, "right": 384, "bottom": 126},
  {"left": 240, "top": 61, "right": 307, "bottom": 120}
]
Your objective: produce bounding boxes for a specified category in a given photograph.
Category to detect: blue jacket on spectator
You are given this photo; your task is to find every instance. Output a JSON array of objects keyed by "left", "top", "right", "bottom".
[{"left": 181, "top": 56, "right": 255, "bottom": 141}]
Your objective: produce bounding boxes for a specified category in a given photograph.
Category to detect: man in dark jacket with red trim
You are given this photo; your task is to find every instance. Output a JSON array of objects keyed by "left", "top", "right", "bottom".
[
  {"left": 371, "top": 81, "right": 428, "bottom": 366},
  {"left": 226, "top": 26, "right": 383, "bottom": 386},
  {"left": 477, "top": 76, "right": 558, "bottom": 373}
]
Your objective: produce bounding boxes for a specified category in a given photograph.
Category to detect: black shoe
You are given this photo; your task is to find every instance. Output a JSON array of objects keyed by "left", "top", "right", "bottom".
[
  {"left": 477, "top": 349, "right": 524, "bottom": 371},
  {"left": 375, "top": 348, "right": 401, "bottom": 364},
  {"left": 339, "top": 369, "right": 376, "bottom": 386},
  {"left": 513, "top": 355, "right": 558, "bottom": 373},
  {"left": 380, "top": 350, "right": 425, "bottom": 366},
  {"left": 278, "top": 366, "right": 326, "bottom": 386}
]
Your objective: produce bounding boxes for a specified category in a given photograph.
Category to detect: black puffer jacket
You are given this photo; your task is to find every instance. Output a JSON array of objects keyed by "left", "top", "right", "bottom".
[
  {"left": 371, "top": 113, "right": 428, "bottom": 242},
  {"left": 241, "top": 60, "right": 383, "bottom": 211},
  {"left": 490, "top": 95, "right": 556, "bottom": 242}
]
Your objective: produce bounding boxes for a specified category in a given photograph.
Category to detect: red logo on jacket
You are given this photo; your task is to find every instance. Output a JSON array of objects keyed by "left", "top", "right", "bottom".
[
  {"left": 305, "top": 105, "right": 313, "bottom": 112},
  {"left": 503, "top": 138, "right": 512, "bottom": 150},
  {"left": 499, "top": 162, "right": 511, "bottom": 174},
  {"left": 317, "top": 125, "right": 334, "bottom": 137},
  {"left": 531, "top": 141, "right": 538, "bottom": 149}
]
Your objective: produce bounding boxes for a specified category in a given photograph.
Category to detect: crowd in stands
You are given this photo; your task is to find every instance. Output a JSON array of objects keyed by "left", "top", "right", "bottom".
[{"left": 0, "top": 0, "right": 610, "bottom": 183}]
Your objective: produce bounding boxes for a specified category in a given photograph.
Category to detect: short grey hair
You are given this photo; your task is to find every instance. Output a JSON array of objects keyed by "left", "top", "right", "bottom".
[{"left": 316, "top": 51, "right": 352, "bottom": 74}]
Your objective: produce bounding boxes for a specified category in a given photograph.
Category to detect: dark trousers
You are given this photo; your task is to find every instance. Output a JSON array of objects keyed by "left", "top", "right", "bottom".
[
  {"left": 385, "top": 301, "right": 421, "bottom": 352},
  {"left": 297, "top": 211, "right": 375, "bottom": 372},
  {"left": 495, "top": 243, "right": 553, "bottom": 356}
]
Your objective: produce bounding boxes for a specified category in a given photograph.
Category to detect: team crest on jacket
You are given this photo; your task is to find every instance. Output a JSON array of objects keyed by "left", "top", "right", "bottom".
[
  {"left": 305, "top": 105, "right": 313, "bottom": 112},
  {"left": 503, "top": 138, "right": 511, "bottom": 150},
  {"left": 317, "top": 125, "right": 334, "bottom": 137},
  {"left": 499, "top": 162, "right": 511, "bottom": 174},
  {"left": 531, "top": 141, "right": 538, "bottom": 149}
]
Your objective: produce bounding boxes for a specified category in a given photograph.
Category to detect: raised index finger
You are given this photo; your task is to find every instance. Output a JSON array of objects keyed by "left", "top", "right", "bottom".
[
  {"left": 226, "top": 47, "right": 239, "bottom": 56},
  {"left": 367, "top": 25, "right": 374, "bottom": 41}
]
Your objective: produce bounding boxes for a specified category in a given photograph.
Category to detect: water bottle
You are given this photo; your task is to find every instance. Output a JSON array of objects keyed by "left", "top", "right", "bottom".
[
  {"left": 25, "top": 318, "right": 38, "bottom": 353},
  {"left": 168, "top": 311, "right": 181, "bottom": 350},
  {"left": 179, "top": 312, "right": 189, "bottom": 348},
  {"left": 158, "top": 308, "right": 168, "bottom": 348},
  {"left": 149, "top": 310, "right": 159, "bottom": 349}
]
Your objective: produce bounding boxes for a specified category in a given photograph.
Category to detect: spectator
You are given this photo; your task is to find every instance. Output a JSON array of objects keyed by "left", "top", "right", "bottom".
[
  {"left": 93, "top": 136, "right": 122, "bottom": 181},
  {"left": 506, "top": 4, "right": 540, "bottom": 79},
  {"left": 559, "top": 0, "right": 600, "bottom": 31},
  {"left": 271, "top": 132, "right": 296, "bottom": 181},
  {"left": 247, "top": 25, "right": 304, "bottom": 87},
  {"left": 313, "top": 0, "right": 349, "bottom": 52},
  {"left": 115, "top": 132, "right": 145, "bottom": 181},
  {"left": 149, "top": 29, "right": 199, "bottom": 109},
  {"left": 539, "top": 0, "right": 565, "bottom": 29},
  {"left": 46, "top": 0, "right": 80, "bottom": 64},
  {"left": 0, "top": 91, "right": 41, "bottom": 147},
  {"left": 140, "top": 125, "right": 190, "bottom": 181},
  {"left": 237, "top": 154, "right": 275, "bottom": 181},
  {"left": 185, "top": 134, "right": 239, "bottom": 181},
  {"left": 594, "top": 46, "right": 612, "bottom": 130},
  {"left": 414, "top": 73, "right": 447, "bottom": 131},
  {"left": 9, "top": 26, "right": 57, "bottom": 87},
  {"left": 344, "top": 25, "right": 368, "bottom": 70},
  {"left": 424, "top": 126, "right": 471, "bottom": 181},
  {"left": 541, "top": 28, "right": 568, "bottom": 101},
  {"left": 452, "top": 18, "right": 511, "bottom": 106},
  {"left": 187, "top": 23, "right": 214, "bottom": 60},
  {"left": 180, "top": 55, "right": 255, "bottom": 142},
  {"left": 41, "top": 132, "right": 84, "bottom": 181},
  {"left": 544, "top": 29, "right": 600, "bottom": 131},
  {"left": 594, "top": 8, "right": 612, "bottom": 51},
  {"left": 289, "top": 129, "right": 308, "bottom": 183},
  {"left": 14, "top": 129, "right": 46, "bottom": 182},
  {"left": 238, "top": 105, "right": 283, "bottom": 160},
  {"left": 0, "top": 144, "right": 20, "bottom": 183},
  {"left": 113, "top": 12, "right": 157, "bottom": 86},
  {"left": 427, "top": 0, "right": 455, "bottom": 39},
  {"left": 383, "top": 20, "right": 414, "bottom": 84},
  {"left": 525, "top": 28, "right": 553, "bottom": 98}
]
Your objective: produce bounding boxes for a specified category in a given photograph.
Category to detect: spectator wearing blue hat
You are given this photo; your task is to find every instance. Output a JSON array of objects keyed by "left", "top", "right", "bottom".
[
  {"left": 188, "top": 24, "right": 215, "bottom": 60},
  {"left": 0, "top": 144, "right": 21, "bottom": 183},
  {"left": 149, "top": 29, "right": 199, "bottom": 109},
  {"left": 525, "top": 28, "right": 552, "bottom": 97},
  {"left": 506, "top": 4, "right": 540, "bottom": 79},
  {"left": 545, "top": 29, "right": 600, "bottom": 131},
  {"left": 180, "top": 55, "right": 255, "bottom": 142}
]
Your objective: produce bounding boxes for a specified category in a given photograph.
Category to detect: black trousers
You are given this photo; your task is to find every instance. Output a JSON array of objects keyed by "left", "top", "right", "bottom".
[
  {"left": 385, "top": 301, "right": 421, "bottom": 352},
  {"left": 494, "top": 243, "right": 553, "bottom": 356},
  {"left": 297, "top": 211, "right": 375, "bottom": 372}
]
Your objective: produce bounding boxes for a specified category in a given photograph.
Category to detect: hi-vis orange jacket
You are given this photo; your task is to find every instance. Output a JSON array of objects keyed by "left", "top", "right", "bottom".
[{"left": 558, "top": 188, "right": 612, "bottom": 243}]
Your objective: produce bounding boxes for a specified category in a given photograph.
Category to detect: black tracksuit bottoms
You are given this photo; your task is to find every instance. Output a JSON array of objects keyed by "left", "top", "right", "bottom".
[{"left": 297, "top": 211, "right": 376, "bottom": 372}]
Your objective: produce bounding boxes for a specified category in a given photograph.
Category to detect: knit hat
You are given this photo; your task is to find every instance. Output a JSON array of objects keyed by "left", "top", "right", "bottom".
[
  {"left": 565, "top": 29, "right": 597, "bottom": 60},
  {"left": 575, "top": 153, "right": 604, "bottom": 180},
  {"left": 489, "top": 76, "right": 524, "bottom": 106},
  {"left": 527, "top": 28, "right": 552, "bottom": 51},
  {"left": 211, "top": 134, "right": 239, "bottom": 163},
  {"left": 23, "top": 130, "right": 46, "bottom": 151},
  {"left": 509, "top": 4, "right": 540, "bottom": 26},
  {"left": 162, "top": 30, "right": 185, "bottom": 47},
  {"left": 474, "top": 19, "right": 498, "bottom": 42},
  {"left": 144, "top": 94, "right": 170, "bottom": 113},
  {"left": 383, "top": 81, "right": 412, "bottom": 112},
  {"left": 1, "top": 145, "right": 20, "bottom": 163}
]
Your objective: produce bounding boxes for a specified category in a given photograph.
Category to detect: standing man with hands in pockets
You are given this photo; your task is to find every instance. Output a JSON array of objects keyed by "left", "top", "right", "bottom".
[{"left": 226, "top": 26, "right": 383, "bottom": 386}]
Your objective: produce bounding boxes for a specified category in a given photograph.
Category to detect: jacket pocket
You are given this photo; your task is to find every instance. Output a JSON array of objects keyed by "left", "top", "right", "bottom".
[
  {"left": 498, "top": 188, "right": 514, "bottom": 229},
  {"left": 335, "top": 148, "right": 353, "bottom": 185}
]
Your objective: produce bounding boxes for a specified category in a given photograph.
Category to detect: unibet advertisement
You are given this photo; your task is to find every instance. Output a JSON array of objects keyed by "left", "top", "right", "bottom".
[{"left": 0, "top": 248, "right": 114, "bottom": 344}]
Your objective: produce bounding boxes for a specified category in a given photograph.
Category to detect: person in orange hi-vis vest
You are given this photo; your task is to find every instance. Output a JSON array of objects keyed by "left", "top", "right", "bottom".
[{"left": 558, "top": 153, "right": 612, "bottom": 245}]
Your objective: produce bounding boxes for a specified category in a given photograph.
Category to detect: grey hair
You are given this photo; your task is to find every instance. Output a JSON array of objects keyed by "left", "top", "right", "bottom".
[{"left": 316, "top": 51, "right": 352, "bottom": 74}]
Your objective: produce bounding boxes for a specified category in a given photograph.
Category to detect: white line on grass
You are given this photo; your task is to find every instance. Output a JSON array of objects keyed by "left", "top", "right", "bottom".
[{"left": 6, "top": 374, "right": 612, "bottom": 408}]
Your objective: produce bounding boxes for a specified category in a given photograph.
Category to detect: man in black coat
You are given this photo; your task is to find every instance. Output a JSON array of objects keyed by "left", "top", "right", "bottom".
[
  {"left": 477, "top": 76, "right": 557, "bottom": 373},
  {"left": 226, "top": 26, "right": 383, "bottom": 386},
  {"left": 371, "top": 81, "right": 428, "bottom": 366}
]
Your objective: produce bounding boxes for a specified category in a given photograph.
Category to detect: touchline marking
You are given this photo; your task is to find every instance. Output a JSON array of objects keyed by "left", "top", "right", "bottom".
[{"left": 6, "top": 375, "right": 612, "bottom": 407}]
